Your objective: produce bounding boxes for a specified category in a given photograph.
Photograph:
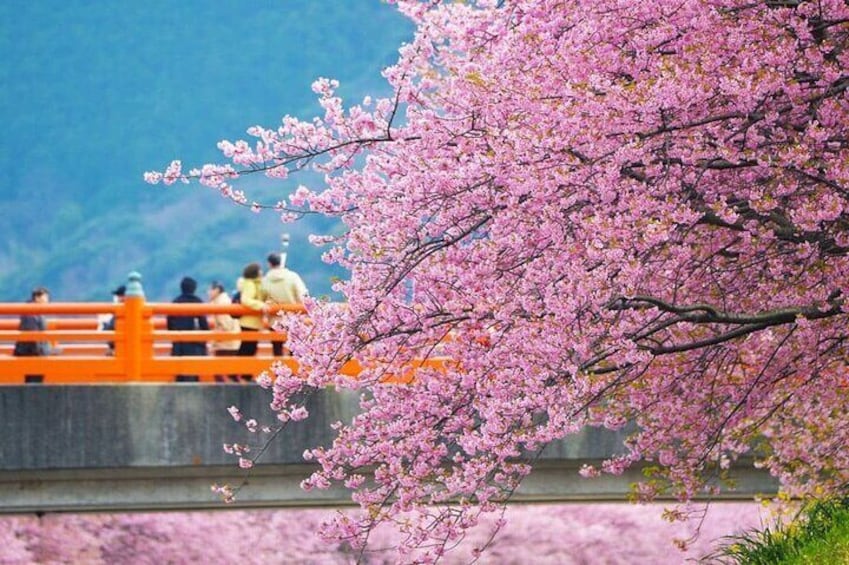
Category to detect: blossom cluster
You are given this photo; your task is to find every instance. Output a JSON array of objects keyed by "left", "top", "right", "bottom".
[{"left": 149, "top": 0, "right": 849, "bottom": 559}]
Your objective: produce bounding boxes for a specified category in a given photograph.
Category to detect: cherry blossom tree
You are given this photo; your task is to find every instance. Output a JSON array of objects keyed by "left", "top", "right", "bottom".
[{"left": 148, "top": 0, "right": 849, "bottom": 560}]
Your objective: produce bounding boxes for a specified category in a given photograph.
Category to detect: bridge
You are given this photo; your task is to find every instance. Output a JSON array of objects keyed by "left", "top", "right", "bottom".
[
  {"left": 0, "top": 272, "right": 323, "bottom": 384},
  {"left": 0, "top": 274, "right": 778, "bottom": 513}
]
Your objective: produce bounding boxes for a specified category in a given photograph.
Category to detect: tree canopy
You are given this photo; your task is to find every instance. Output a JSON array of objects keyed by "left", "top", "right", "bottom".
[{"left": 149, "top": 0, "right": 849, "bottom": 561}]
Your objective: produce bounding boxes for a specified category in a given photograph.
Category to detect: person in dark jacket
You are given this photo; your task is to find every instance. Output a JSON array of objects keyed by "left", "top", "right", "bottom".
[
  {"left": 14, "top": 287, "right": 52, "bottom": 357},
  {"left": 166, "top": 277, "right": 208, "bottom": 381},
  {"left": 102, "top": 284, "right": 126, "bottom": 355},
  {"left": 13, "top": 287, "right": 54, "bottom": 383}
]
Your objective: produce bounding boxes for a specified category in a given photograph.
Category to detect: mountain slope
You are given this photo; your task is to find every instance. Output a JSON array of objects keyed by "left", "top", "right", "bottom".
[{"left": 0, "top": 0, "right": 412, "bottom": 301}]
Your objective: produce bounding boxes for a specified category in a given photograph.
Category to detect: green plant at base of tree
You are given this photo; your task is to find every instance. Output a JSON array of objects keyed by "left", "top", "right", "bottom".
[{"left": 708, "top": 496, "right": 849, "bottom": 564}]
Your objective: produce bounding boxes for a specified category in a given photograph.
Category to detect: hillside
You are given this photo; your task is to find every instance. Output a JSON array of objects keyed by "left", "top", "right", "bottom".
[{"left": 0, "top": 0, "right": 413, "bottom": 301}]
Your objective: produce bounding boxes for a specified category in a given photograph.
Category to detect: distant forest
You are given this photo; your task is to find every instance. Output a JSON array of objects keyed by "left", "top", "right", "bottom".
[{"left": 0, "top": 1, "right": 413, "bottom": 301}]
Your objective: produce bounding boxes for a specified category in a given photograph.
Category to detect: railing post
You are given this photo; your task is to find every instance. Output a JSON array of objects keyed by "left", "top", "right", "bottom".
[{"left": 124, "top": 272, "right": 145, "bottom": 382}]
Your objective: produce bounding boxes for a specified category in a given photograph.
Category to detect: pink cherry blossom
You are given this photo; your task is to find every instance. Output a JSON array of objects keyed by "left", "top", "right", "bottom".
[{"left": 150, "top": 0, "right": 849, "bottom": 560}]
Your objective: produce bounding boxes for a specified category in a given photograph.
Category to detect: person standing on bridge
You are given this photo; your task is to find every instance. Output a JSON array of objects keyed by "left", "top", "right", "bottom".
[
  {"left": 207, "top": 280, "right": 240, "bottom": 382},
  {"left": 167, "top": 276, "right": 208, "bottom": 382},
  {"left": 261, "top": 251, "right": 308, "bottom": 356},
  {"left": 235, "top": 262, "right": 267, "bottom": 380},
  {"left": 101, "top": 284, "right": 126, "bottom": 356},
  {"left": 13, "top": 287, "right": 55, "bottom": 383},
  {"left": 207, "top": 281, "right": 240, "bottom": 355}
]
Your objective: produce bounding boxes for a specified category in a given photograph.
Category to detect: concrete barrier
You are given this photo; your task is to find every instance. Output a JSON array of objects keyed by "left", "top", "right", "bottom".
[{"left": 0, "top": 385, "right": 778, "bottom": 512}]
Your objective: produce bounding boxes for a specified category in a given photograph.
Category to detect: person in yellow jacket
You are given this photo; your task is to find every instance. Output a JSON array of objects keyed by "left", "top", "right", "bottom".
[
  {"left": 261, "top": 251, "right": 308, "bottom": 355},
  {"left": 236, "top": 262, "right": 267, "bottom": 380}
]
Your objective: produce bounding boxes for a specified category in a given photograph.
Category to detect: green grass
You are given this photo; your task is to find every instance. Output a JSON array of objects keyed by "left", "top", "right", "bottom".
[{"left": 709, "top": 496, "right": 849, "bottom": 564}]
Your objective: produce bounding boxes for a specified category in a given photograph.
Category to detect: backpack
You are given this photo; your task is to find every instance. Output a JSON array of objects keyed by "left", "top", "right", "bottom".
[{"left": 13, "top": 341, "right": 38, "bottom": 356}]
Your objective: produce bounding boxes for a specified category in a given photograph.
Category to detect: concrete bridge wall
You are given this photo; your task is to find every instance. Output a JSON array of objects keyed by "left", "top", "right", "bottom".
[{"left": 0, "top": 385, "right": 777, "bottom": 512}]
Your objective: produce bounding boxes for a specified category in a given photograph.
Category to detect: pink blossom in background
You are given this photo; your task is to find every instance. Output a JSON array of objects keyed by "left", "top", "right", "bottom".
[{"left": 0, "top": 502, "right": 767, "bottom": 564}]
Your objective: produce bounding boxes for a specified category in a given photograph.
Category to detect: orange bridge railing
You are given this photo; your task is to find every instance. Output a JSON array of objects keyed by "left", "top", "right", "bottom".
[
  {"left": 0, "top": 273, "right": 451, "bottom": 385},
  {"left": 0, "top": 272, "right": 357, "bottom": 384}
]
